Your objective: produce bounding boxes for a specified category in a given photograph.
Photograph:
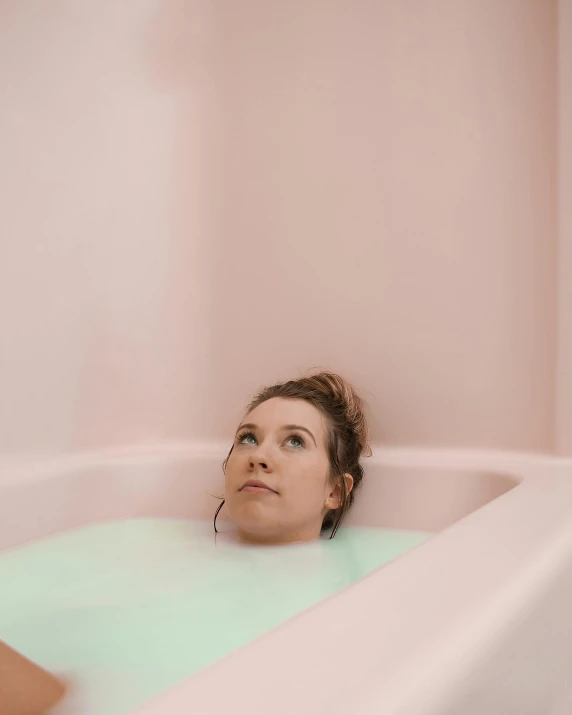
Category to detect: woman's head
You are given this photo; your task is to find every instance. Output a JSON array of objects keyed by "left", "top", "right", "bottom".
[{"left": 221, "top": 372, "right": 371, "bottom": 544}]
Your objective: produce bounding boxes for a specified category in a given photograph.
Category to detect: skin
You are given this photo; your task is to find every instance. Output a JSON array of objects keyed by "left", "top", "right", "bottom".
[
  {"left": 0, "top": 640, "right": 66, "bottom": 715},
  {"left": 224, "top": 397, "right": 354, "bottom": 545}
]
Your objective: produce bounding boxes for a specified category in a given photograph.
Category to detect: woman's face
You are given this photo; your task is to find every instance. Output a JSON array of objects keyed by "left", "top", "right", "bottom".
[{"left": 224, "top": 397, "right": 342, "bottom": 544}]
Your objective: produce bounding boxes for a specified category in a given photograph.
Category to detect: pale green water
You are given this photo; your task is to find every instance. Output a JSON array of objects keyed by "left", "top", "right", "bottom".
[{"left": 0, "top": 519, "right": 429, "bottom": 715}]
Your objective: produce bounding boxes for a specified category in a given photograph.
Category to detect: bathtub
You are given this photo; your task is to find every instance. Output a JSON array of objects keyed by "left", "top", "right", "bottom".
[{"left": 1, "top": 444, "right": 572, "bottom": 715}]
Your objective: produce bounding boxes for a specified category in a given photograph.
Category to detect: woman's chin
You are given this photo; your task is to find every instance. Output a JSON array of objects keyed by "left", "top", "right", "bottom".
[
  {"left": 234, "top": 519, "right": 280, "bottom": 544},
  {"left": 227, "top": 504, "right": 321, "bottom": 545}
]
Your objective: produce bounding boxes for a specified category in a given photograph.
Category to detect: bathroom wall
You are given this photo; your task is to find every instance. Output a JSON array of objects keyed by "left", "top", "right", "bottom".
[
  {"left": 557, "top": 0, "right": 572, "bottom": 456},
  {"left": 0, "top": 0, "right": 560, "bottom": 457},
  {"left": 0, "top": 0, "right": 216, "bottom": 455},
  {"left": 208, "top": 0, "right": 558, "bottom": 451}
]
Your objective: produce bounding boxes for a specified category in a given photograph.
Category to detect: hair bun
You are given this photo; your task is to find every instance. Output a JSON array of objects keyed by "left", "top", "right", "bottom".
[{"left": 303, "top": 372, "right": 372, "bottom": 457}]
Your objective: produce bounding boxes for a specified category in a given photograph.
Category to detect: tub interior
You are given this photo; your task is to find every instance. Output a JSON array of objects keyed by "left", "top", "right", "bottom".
[
  {"left": 0, "top": 452, "right": 520, "bottom": 715},
  {"left": 345, "top": 463, "right": 520, "bottom": 531},
  {"left": 0, "top": 453, "right": 520, "bottom": 551}
]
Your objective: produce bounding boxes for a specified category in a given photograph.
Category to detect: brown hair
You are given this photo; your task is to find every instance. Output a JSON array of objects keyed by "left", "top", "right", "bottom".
[{"left": 223, "top": 371, "right": 371, "bottom": 537}]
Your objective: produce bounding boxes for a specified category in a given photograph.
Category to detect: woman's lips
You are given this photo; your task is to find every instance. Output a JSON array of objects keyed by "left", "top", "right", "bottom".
[{"left": 240, "top": 480, "right": 277, "bottom": 494}]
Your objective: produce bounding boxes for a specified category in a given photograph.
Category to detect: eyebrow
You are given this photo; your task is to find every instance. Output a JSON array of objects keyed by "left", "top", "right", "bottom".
[
  {"left": 236, "top": 422, "right": 317, "bottom": 447},
  {"left": 284, "top": 424, "right": 317, "bottom": 447},
  {"left": 236, "top": 423, "right": 257, "bottom": 434}
]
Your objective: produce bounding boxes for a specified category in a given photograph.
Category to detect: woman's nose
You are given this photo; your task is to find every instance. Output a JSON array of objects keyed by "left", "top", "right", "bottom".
[{"left": 249, "top": 445, "right": 273, "bottom": 471}]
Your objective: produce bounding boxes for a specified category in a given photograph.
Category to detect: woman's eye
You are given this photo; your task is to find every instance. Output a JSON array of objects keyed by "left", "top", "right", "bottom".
[
  {"left": 286, "top": 436, "right": 304, "bottom": 449},
  {"left": 239, "top": 433, "right": 257, "bottom": 445}
]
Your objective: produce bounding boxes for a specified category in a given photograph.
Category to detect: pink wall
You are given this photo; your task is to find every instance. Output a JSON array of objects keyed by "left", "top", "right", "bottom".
[
  {"left": 0, "top": 0, "right": 560, "bottom": 457},
  {"left": 207, "top": 0, "right": 558, "bottom": 451},
  {"left": 557, "top": 0, "right": 572, "bottom": 455},
  {"left": 0, "top": 1, "right": 216, "bottom": 453}
]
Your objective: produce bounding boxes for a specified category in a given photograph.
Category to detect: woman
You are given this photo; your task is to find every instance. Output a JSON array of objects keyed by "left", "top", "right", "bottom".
[
  {"left": 216, "top": 371, "right": 371, "bottom": 544},
  {"left": 1, "top": 371, "right": 370, "bottom": 713}
]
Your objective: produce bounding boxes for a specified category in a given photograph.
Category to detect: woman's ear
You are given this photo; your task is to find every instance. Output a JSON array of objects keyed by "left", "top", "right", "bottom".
[
  {"left": 325, "top": 473, "right": 354, "bottom": 510},
  {"left": 344, "top": 473, "right": 355, "bottom": 496}
]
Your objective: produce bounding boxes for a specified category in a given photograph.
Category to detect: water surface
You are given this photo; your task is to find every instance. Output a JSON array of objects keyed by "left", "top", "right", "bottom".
[{"left": 0, "top": 518, "right": 429, "bottom": 714}]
